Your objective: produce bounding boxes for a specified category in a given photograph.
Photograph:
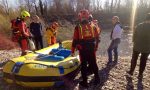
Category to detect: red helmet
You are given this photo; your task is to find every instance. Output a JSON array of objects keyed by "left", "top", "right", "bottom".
[
  {"left": 78, "top": 9, "right": 90, "bottom": 21},
  {"left": 51, "top": 22, "right": 59, "bottom": 29}
]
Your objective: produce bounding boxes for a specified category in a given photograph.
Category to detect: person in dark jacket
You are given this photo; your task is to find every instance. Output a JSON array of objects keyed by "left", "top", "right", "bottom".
[
  {"left": 127, "top": 13, "right": 150, "bottom": 79},
  {"left": 30, "top": 15, "right": 43, "bottom": 50}
]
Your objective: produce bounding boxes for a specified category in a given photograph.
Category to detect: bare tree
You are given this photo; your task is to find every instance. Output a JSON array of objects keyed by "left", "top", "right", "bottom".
[
  {"left": 31, "top": 0, "right": 39, "bottom": 15},
  {"left": 43, "top": 0, "right": 48, "bottom": 16},
  {"left": 76, "top": 0, "right": 91, "bottom": 12},
  {"left": 68, "top": 0, "right": 76, "bottom": 13},
  {"left": 25, "top": 0, "right": 33, "bottom": 13},
  {"left": 110, "top": 0, "right": 114, "bottom": 12},
  {"left": 117, "top": 0, "right": 121, "bottom": 11},
  {"left": 125, "top": 0, "right": 132, "bottom": 9},
  {"left": 39, "top": 0, "right": 44, "bottom": 16},
  {"left": 96, "top": 0, "right": 102, "bottom": 11},
  {"left": 104, "top": 0, "right": 110, "bottom": 12},
  {"left": 1, "top": 0, "right": 9, "bottom": 15}
]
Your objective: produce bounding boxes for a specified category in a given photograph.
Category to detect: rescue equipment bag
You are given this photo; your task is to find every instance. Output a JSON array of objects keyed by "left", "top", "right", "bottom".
[
  {"left": 11, "top": 17, "right": 22, "bottom": 42},
  {"left": 28, "top": 38, "right": 36, "bottom": 51}
]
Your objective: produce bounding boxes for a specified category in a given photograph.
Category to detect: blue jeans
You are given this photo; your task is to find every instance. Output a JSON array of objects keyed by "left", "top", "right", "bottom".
[{"left": 107, "top": 38, "right": 121, "bottom": 62}]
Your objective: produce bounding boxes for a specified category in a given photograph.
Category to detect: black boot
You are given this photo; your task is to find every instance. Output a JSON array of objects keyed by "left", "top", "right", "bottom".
[
  {"left": 94, "top": 75, "right": 100, "bottom": 85},
  {"left": 21, "top": 52, "right": 27, "bottom": 56},
  {"left": 87, "top": 66, "right": 93, "bottom": 75},
  {"left": 127, "top": 70, "right": 133, "bottom": 76},
  {"left": 79, "top": 81, "right": 88, "bottom": 88},
  {"left": 138, "top": 73, "right": 143, "bottom": 80}
]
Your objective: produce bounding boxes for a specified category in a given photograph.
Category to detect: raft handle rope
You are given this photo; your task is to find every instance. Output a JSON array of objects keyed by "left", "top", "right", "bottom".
[{"left": 8, "top": 60, "right": 80, "bottom": 69}]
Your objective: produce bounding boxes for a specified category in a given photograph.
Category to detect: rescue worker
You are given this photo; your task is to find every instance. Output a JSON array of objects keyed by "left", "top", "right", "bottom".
[
  {"left": 71, "top": 9, "right": 100, "bottom": 87},
  {"left": 11, "top": 10, "right": 31, "bottom": 56},
  {"left": 45, "top": 20, "right": 59, "bottom": 46}
]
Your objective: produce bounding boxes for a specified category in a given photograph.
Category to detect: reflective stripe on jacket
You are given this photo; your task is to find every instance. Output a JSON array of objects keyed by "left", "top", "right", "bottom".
[
  {"left": 71, "top": 23, "right": 99, "bottom": 53},
  {"left": 78, "top": 24, "right": 95, "bottom": 40}
]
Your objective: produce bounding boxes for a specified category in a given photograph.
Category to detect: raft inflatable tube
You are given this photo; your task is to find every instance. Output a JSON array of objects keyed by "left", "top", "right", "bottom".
[{"left": 3, "top": 40, "right": 80, "bottom": 87}]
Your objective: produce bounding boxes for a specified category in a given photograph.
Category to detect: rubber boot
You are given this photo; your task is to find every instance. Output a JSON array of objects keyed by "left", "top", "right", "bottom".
[
  {"left": 21, "top": 51, "right": 27, "bottom": 56},
  {"left": 79, "top": 80, "right": 88, "bottom": 88},
  {"left": 94, "top": 74, "right": 100, "bottom": 85}
]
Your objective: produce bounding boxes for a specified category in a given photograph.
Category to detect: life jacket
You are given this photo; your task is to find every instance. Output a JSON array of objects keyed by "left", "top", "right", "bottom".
[
  {"left": 75, "top": 24, "right": 98, "bottom": 51},
  {"left": 11, "top": 18, "right": 22, "bottom": 42},
  {"left": 46, "top": 26, "right": 57, "bottom": 36},
  {"left": 90, "top": 20, "right": 101, "bottom": 35},
  {"left": 78, "top": 24, "right": 96, "bottom": 40}
]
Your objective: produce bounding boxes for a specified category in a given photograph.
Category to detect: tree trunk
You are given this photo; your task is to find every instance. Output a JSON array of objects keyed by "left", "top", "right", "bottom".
[
  {"left": 117, "top": 0, "right": 121, "bottom": 11},
  {"left": 39, "top": 0, "right": 44, "bottom": 16},
  {"left": 110, "top": 0, "right": 114, "bottom": 12},
  {"left": 2, "top": 0, "right": 9, "bottom": 15}
]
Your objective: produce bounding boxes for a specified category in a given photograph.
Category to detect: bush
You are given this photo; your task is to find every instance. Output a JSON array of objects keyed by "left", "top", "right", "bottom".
[
  {"left": 0, "top": 9, "right": 19, "bottom": 37},
  {"left": 0, "top": 33, "right": 17, "bottom": 50}
]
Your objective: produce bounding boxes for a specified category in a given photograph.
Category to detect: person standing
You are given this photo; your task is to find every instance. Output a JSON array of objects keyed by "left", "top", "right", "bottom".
[
  {"left": 87, "top": 15, "right": 101, "bottom": 75},
  {"left": 107, "top": 16, "right": 123, "bottom": 64},
  {"left": 127, "top": 13, "right": 150, "bottom": 79},
  {"left": 45, "top": 20, "right": 59, "bottom": 46},
  {"left": 71, "top": 9, "right": 100, "bottom": 87},
  {"left": 11, "top": 10, "right": 31, "bottom": 56},
  {"left": 30, "top": 15, "right": 43, "bottom": 50}
]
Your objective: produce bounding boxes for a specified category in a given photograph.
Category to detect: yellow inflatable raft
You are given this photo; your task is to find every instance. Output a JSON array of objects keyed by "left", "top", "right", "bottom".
[{"left": 3, "top": 40, "right": 80, "bottom": 87}]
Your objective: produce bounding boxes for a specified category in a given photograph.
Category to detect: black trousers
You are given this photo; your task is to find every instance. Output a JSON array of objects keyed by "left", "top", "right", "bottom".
[
  {"left": 34, "top": 36, "right": 43, "bottom": 50},
  {"left": 79, "top": 50, "right": 99, "bottom": 82},
  {"left": 129, "top": 50, "right": 149, "bottom": 75}
]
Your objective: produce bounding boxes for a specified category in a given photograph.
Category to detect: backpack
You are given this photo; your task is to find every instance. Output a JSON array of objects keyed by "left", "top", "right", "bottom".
[
  {"left": 11, "top": 17, "right": 22, "bottom": 42},
  {"left": 28, "top": 38, "right": 36, "bottom": 51}
]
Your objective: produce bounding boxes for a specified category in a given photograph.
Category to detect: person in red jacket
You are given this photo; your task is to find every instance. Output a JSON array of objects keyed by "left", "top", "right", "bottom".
[
  {"left": 18, "top": 11, "right": 31, "bottom": 56},
  {"left": 11, "top": 10, "right": 31, "bottom": 56},
  {"left": 71, "top": 9, "right": 100, "bottom": 87}
]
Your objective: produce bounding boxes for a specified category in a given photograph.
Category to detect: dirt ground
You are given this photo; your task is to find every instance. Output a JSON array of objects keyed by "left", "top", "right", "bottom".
[{"left": 0, "top": 30, "right": 150, "bottom": 90}]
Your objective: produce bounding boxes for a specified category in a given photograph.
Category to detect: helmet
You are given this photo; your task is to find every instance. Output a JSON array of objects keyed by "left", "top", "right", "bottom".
[
  {"left": 51, "top": 22, "right": 59, "bottom": 29},
  {"left": 21, "top": 10, "right": 30, "bottom": 19},
  {"left": 52, "top": 22, "right": 59, "bottom": 27},
  {"left": 78, "top": 9, "right": 90, "bottom": 21}
]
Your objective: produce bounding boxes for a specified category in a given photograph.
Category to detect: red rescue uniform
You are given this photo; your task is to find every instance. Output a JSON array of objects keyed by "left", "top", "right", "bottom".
[
  {"left": 18, "top": 21, "right": 30, "bottom": 55},
  {"left": 46, "top": 22, "right": 59, "bottom": 46},
  {"left": 71, "top": 23, "right": 100, "bottom": 84}
]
